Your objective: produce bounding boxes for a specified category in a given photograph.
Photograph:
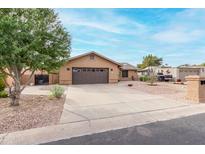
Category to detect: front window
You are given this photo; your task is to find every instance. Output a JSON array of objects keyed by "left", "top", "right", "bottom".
[{"left": 122, "top": 70, "right": 128, "bottom": 78}]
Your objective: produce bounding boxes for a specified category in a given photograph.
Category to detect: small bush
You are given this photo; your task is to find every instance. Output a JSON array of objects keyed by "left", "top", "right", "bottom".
[
  {"left": 139, "top": 76, "right": 150, "bottom": 82},
  {"left": 50, "top": 85, "right": 64, "bottom": 98},
  {"left": 0, "top": 77, "right": 6, "bottom": 91},
  {"left": 0, "top": 91, "right": 8, "bottom": 98},
  {"left": 148, "top": 75, "right": 157, "bottom": 86}
]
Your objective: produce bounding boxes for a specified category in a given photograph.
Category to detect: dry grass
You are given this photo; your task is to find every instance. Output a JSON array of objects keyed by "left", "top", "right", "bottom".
[{"left": 0, "top": 95, "right": 65, "bottom": 134}]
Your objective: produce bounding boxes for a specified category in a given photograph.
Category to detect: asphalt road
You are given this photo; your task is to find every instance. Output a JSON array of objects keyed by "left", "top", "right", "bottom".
[{"left": 44, "top": 113, "right": 205, "bottom": 145}]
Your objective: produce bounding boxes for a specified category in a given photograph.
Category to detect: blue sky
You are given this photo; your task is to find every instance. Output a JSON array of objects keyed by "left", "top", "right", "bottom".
[{"left": 55, "top": 8, "right": 205, "bottom": 66}]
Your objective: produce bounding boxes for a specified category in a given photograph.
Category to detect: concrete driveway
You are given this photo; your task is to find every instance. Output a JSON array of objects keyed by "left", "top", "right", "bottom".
[
  {"left": 3, "top": 81, "right": 205, "bottom": 144},
  {"left": 60, "top": 81, "right": 191, "bottom": 124}
]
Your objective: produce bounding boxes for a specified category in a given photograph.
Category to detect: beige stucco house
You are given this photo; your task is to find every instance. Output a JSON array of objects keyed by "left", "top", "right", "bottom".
[
  {"left": 6, "top": 51, "right": 138, "bottom": 85},
  {"left": 59, "top": 52, "right": 122, "bottom": 84}
]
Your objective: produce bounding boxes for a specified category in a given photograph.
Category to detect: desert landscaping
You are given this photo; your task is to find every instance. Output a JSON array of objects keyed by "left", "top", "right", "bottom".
[
  {"left": 0, "top": 81, "right": 187, "bottom": 135},
  {"left": 130, "top": 81, "right": 186, "bottom": 101},
  {"left": 0, "top": 85, "right": 66, "bottom": 134},
  {"left": 0, "top": 95, "right": 65, "bottom": 134}
]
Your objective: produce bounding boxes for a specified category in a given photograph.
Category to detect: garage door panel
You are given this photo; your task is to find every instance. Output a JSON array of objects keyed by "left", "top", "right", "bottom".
[{"left": 72, "top": 68, "right": 108, "bottom": 84}]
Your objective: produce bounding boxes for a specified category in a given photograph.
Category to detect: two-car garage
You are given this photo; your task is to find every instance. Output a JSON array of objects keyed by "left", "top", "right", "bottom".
[
  {"left": 59, "top": 52, "right": 121, "bottom": 85},
  {"left": 72, "top": 67, "right": 108, "bottom": 84}
]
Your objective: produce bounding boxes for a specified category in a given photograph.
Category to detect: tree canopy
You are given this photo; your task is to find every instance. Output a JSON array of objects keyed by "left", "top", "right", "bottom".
[
  {"left": 0, "top": 8, "right": 71, "bottom": 105},
  {"left": 201, "top": 63, "right": 205, "bottom": 66},
  {"left": 137, "top": 54, "right": 163, "bottom": 69}
]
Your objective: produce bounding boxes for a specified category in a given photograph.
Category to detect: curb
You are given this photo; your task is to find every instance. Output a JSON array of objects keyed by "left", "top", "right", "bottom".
[{"left": 1, "top": 104, "right": 205, "bottom": 144}]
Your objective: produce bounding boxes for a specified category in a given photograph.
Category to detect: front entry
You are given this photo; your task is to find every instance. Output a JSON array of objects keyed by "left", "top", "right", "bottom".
[{"left": 72, "top": 67, "right": 109, "bottom": 85}]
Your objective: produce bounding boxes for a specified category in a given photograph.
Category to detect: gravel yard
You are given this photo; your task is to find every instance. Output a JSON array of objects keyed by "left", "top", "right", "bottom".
[
  {"left": 0, "top": 95, "right": 65, "bottom": 134},
  {"left": 129, "top": 81, "right": 187, "bottom": 101}
]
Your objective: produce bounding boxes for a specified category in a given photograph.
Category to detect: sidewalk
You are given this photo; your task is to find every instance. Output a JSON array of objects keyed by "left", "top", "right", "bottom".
[{"left": 1, "top": 103, "right": 205, "bottom": 144}]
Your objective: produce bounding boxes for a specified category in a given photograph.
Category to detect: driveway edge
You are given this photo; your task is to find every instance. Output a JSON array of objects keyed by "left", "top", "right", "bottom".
[{"left": 1, "top": 104, "right": 205, "bottom": 144}]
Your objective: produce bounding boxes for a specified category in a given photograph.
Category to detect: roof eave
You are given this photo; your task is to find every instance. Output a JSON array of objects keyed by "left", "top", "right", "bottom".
[{"left": 68, "top": 51, "right": 122, "bottom": 66}]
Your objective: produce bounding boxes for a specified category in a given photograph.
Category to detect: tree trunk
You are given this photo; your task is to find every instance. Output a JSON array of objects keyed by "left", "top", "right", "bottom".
[{"left": 9, "top": 81, "right": 21, "bottom": 106}]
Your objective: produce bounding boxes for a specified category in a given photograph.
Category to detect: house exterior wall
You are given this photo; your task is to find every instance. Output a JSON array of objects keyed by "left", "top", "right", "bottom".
[
  {"left": 199, "top": 68, "right": 205, "bottom": 77},
  {"left": 128, "top": 70, "right": 138, "bottom": 80},
  {"left": 6, "top": 75, "right": 13, "bottom": 86},
  {"left": 155, "top": 67, "right": 201, "bottom": 82},
  {"left": 59, "top": 54, "right": 120, "bottom": 85},
  {"left": 120, "top": 70, "right": 138, "bottom": 81},
  {"left": 49, "top": 73, "right": 59, "bottom": 84},
  {"left": 155, "top": 67, "right": 202, "bottom": 82},
  {"left": 168, "top": 68, "right": 178, "bottom": 81},
  {"left": 139, "top": 66, "right": 203, "bottom": 82},
  {"left": 177, "top": 68, "right": 200, "bottom": 81}
]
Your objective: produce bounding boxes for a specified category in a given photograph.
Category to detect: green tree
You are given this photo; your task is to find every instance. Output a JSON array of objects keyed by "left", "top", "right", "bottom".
[
  {"left": 0, "top": 9, "right": 71, "bottom": 106},
  {"left": 137, "top": 54, "right": 163, "bottom": 69},
  {"left": 201, "top": 63, "right": 205, "bottom": 66}
]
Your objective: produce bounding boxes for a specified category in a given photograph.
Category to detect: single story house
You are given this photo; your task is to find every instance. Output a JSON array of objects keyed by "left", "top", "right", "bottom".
[
  {"left": 138, "top": 65, "right": 205, "bottom": 82},
  {"left": 176, "top": 66, "right": 205, "bottom": 81},
  {"left": 59, "top": 51, "right": 122, "bottom": 84},
  {"left": 6, "top": 51, "right": 138, "bottom": 85},
  {"left": 137, "top": 66, "right": 173, "bottom": 76}
]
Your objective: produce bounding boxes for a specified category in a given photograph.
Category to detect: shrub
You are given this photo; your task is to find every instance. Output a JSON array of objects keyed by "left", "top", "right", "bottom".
[
  {"left": 50, "top": 85, "right": 65, "bottom": 98},
  {"left": 0, "top": 91, "right": 8, "bottom": 98},
  {"left": 139, "top": 76, "right": 143, "bottom": 81},
  {"left": 0, "top": 76, "right": 6, "bottom": 91},
  {"left": 148, "top": 75, "right": 157, "bottom": 86},
  {"left": 139, "top": 75, "right": 150, "bottom": 82}
]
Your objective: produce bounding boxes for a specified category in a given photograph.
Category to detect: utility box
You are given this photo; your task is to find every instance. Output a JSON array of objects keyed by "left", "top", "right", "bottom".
[{"left": 186, "top": 75, "right": 205, "bottom": 103}]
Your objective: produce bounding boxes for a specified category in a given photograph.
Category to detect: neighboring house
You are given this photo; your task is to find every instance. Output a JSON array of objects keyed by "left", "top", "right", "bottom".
[
  {"left": 176, "top": 66, "right": 205, "bottom": 81},
  {"left": 120, "top": 63, "right": 138, "bottom": 81},
  {"left": 138, "top": 66, "right": 174, "bottom": 76},
  {"left": 6, "top": 51, "right": 138, "bottom": 85},
  {"left": 138, "top": 65, "right": 205, "bottom": 82}
]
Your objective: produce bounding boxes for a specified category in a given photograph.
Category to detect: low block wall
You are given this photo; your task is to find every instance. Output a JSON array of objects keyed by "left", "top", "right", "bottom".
[{"left": 186, "top": 75, "right": 205, "bottom": 103}]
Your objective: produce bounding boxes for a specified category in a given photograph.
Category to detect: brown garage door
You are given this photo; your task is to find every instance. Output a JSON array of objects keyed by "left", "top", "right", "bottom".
[{"left": 72, "top": 68, "right": 109, "bottom": 84}]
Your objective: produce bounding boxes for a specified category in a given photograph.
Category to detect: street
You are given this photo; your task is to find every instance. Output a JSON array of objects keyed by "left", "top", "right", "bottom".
[{"left": 45, "top": 113, "right": 205, "bottom": 145}]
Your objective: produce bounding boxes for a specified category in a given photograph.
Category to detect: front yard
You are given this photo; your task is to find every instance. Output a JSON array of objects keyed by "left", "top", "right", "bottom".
[
  {"left": 0, "top": 92, "right": 65, "bottom": 134},
  {"left": 130, "top": 81, "right": 186, "bottom": 101},
  {"left": 0, "top": 81, "right": 187, "bottom": 135}
]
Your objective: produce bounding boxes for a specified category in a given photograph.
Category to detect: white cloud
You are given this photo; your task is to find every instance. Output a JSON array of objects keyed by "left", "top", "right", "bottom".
[
  {"left": 55, "top": 9, "right": 205, "bottom": 66},
  {"left": 57, "top": 9, "right": 147, "bottom": 35},
  {"left": 152, "top": 29, "right": 204, "bottom": 43},
  {"left": 164, "top": 53, "right": 188, "bottom": 58},
  {"left": 152, "top": 9, "right": 205, "bottom": 44},
  {"left": 73, "top": 38, "right": 108, "bottom": 46}
]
